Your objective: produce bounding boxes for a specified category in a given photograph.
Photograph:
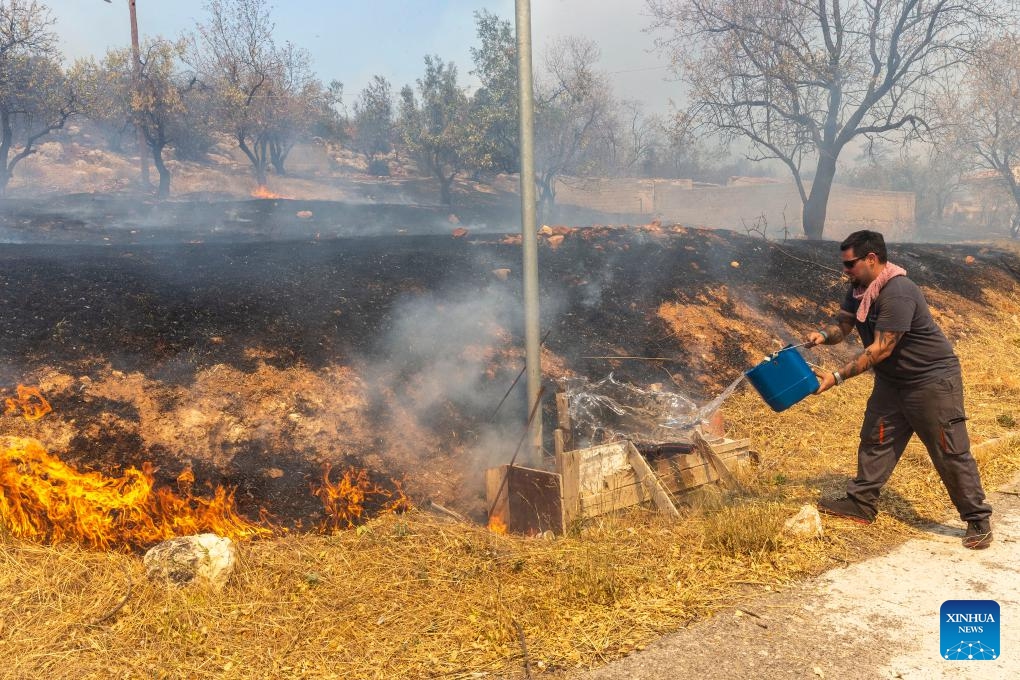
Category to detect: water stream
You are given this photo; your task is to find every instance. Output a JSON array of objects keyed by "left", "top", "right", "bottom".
[
  {"left": 684, "top": 373, "right": 747, "bottom": 427},
  {"left": 563, "top": 371, "right": 749, "bottom": 446}
]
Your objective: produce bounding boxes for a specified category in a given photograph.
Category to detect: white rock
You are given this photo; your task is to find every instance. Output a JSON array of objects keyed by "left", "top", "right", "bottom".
[
  {"left": 783, "top": 504, "right": 824, "bottom": 539},
  {"left": 143, "top": 533, "right": 237, "bottom": 591}
]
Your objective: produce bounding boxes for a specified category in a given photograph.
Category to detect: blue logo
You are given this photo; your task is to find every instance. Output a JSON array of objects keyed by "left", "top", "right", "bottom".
[{"left": 941, "top": 600, "right": 999, "bottom": 660}]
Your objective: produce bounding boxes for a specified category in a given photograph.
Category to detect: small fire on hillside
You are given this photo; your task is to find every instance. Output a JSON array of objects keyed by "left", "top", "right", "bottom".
[{"left": 251, "top": 185, "right": 286, "bottom": 199}]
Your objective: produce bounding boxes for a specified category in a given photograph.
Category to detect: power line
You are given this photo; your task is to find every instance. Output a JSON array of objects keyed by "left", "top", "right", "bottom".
[{"left": 606, "top": 65, "right": 671, "bottom": 76}]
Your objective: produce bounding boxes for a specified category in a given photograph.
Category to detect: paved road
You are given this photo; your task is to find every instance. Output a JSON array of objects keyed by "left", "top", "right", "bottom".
[{"left": 579, "top": 478, "right": 1020, "bottom": 680}]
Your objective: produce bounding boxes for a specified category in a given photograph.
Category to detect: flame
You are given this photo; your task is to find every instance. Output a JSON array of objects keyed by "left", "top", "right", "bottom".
[
  {"left": 312, "top": 464, "right": 409, "bottom": 532},
  {"left": 488, "top": 515, "right": 508, "bottom": 535},
  {"left": 177, "top": 465, "right": 195, "bottom": 497},
  {"left": 251, "top": 185, "right": 285, "bottom": 199},
  {"left": 0, "top": 437, "right": 272, "bottom": 551},
  {"left": 4, "top": 385, "right": 52, "bottom": 421}
]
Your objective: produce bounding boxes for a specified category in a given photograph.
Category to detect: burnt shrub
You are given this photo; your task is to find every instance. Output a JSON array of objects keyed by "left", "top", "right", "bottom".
[{"left": 367, "top": 158, "right": 390, "bottom": 176}]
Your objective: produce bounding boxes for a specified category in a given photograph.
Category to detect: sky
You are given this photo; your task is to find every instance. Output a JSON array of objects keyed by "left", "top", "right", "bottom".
[{"left": 45, "top": 0, "right": 679, "bottom": 114}]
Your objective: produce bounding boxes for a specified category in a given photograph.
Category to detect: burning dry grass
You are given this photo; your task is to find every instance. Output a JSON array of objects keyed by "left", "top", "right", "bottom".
[
  {"left": 0, "top": 436, "right": 271, "bottom": 551},
  {"left": 2, "top": 278, "right": 1020, "bottom": 678}
]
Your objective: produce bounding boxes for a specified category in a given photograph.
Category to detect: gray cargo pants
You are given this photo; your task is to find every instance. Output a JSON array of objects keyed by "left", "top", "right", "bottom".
[{"left": 846, "top": 373, "right": 992, "bottom": 521}]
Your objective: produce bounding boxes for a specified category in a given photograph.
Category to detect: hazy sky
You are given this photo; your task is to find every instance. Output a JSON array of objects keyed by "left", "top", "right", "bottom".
[{"left": 45, "top": 0, "right": 678, "bottom": 114}]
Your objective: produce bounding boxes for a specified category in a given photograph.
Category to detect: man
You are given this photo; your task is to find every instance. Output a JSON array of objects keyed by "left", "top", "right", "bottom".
[{"left": 806, "top": 230, "right": 992, "bottom": 550}]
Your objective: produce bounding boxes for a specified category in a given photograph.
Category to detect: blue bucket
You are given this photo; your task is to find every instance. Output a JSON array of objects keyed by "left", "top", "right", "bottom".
[{"left": 745, "top": 345, "right": 820, "bottom": 412}]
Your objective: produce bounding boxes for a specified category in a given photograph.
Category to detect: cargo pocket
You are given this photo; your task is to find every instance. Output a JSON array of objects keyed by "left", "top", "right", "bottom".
[
  {"left": 939, "top": 416, "right": 970, "bottom": 455},
  {"left": 935, "top": 376, "right": 970, "bottom": 455}
]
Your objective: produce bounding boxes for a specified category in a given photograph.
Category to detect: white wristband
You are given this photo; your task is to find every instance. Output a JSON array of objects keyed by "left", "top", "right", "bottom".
[{"left": 833, "top": 371, "right": 844, "bottom": 385}]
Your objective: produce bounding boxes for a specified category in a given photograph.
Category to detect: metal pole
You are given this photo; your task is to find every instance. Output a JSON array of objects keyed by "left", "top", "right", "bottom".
[
  {"left": 128, "top": 0, "right": 151, "bottom": 188},
  {"left": 515, "top": 0, "right": 542, "bottom": 465}
]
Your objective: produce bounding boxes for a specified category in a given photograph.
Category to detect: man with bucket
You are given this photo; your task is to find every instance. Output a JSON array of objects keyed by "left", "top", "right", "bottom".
[{"left": 805, "top": 230, "right": 993, "bottom": 550}]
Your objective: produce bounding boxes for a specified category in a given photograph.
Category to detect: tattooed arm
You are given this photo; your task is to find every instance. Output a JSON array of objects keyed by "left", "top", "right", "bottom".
[{"left": 814, "top": 330, "right": 904, "bottom": 394}]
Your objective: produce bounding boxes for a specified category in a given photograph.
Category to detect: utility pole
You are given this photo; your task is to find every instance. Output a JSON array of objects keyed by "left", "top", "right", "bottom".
[
  {"left": 128, "top": 0, "right": 151, "bottom": 188},
  {"left": 106, "top": 0, "right": 150, "bottom": 189},
  {"left": 515, "top": 0, "right": 542, "bottom": 466}
]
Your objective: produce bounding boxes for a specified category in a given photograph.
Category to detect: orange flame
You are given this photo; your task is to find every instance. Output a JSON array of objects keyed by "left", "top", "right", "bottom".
[
  {"left": 0, "top": 437, "right": 273, "bottom": 551},
  {"left": 251, "top": 185, "right": 285, "bottom": 199},
  {"left": 488, "top": 515, "right": 508, "bottom": 535},
  {"left": 4, "top": 385, "right": 52, "bottom": 421},
  {"left": 312, "top": 464, "right": 409, "bottom": 532}
]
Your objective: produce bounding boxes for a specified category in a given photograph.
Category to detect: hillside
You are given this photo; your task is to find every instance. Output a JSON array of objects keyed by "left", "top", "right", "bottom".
[{"left": 1, "top": 183, "right": 1019, "bottom": 677}]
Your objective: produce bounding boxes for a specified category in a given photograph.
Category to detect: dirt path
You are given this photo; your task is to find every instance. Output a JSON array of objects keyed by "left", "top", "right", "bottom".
[{"left": 578, "top": 478, "right": 1020, "bottom": 680}]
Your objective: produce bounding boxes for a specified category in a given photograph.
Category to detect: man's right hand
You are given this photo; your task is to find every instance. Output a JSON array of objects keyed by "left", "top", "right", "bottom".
[{"left": 806, "top": 331, "right": 827, "bottom": 347}]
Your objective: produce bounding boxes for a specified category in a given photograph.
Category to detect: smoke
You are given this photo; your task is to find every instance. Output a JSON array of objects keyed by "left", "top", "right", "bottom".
[
  {"left": 373, "top": 287, "right": 519, "bottom": 413},
  {"left": 353, "top": 275, "right": 567, "bottom": 488}
]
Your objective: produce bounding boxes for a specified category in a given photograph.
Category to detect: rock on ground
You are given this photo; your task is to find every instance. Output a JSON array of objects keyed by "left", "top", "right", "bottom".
[{"left": 143, "top": 533, "right": 237, "bottom": 591}]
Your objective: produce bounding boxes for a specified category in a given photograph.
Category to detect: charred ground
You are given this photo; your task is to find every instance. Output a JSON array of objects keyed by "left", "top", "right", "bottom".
[{"left": 2, "top": 199, "right": 1018, "bottom": 525}]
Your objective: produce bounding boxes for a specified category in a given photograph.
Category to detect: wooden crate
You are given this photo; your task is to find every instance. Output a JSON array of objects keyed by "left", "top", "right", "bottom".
[
  {"left": 558, "top": 440, "right": 685, "bottom": 526},
  {"left": 558, "top": 434, "right": 753, "bottom": 527},
  {"left": 486, "top": 390, "right": 754, "bottom": 534}
]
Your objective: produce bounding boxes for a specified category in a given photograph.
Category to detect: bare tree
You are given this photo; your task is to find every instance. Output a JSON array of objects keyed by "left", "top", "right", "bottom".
[
  {"left": 602, "top": 101, "right": 664, "bottom": 177},
  {"left": 265, "top": 41, "right": 338, "bottom": 176},
  {"left": 648, "top": 0, "right": 999, "bottom": 238},
  {"left": 534, "top": 37, "right": 615, "bottom": 214},
  {"left": 189, "top": 1, "right": 333, "bottom": 185},
  {"left": 946, "top": 34, "right": 1020, "bottom": 238}
]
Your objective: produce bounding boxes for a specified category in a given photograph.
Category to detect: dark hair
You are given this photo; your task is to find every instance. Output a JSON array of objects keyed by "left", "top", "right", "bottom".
[{"left": 839, "top": 230, "right": 887, "bottom": 263}]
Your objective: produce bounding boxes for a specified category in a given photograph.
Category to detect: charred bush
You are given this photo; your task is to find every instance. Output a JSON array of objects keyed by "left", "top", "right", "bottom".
[{"left": 367, "top": 158, "right": 390, "bottom": 176}]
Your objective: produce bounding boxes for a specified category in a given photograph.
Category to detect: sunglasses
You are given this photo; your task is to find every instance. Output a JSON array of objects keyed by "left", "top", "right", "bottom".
[{"left": 842, "top": 254, "right": 871, "bottom": 269}]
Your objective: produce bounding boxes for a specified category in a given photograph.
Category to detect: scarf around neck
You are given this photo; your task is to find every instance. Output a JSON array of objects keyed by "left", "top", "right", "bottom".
[{"left": 852, "top": 262, "right": 907, "bottom": 323}]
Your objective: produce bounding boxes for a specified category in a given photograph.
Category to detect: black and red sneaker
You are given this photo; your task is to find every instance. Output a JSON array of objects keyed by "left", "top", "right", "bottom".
[{"left": 817, "top": 496, "right": 876, "bottom": 524}]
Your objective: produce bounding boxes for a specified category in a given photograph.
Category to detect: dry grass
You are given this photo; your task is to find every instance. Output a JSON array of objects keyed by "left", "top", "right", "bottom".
[
  {"left": 0, "top": 501, "right": 902, "bottom": 680},
  {"left": 2, "top": 282, "right": 1020, "bottom": 678}
]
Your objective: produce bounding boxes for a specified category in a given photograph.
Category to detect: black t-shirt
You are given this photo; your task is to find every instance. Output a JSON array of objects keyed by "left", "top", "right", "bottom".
[{"left": 841, "top": 276, "right": 959, "bottom": 386}]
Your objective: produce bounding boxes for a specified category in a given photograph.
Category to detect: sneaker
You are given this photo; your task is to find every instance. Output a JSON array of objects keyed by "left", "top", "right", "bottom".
[
  {"left": 817, "top": 496, "right": 876, "bottom": 524},
  {"left": 963, "top": 519, "right": 993, "bottom": 550}
]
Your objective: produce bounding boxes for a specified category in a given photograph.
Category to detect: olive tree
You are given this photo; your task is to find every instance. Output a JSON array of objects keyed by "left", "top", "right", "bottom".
[
  {"left": 83, "top": 38, "right": 196, "bottom": 198},
  {"left": 397, "top": 55, "right": 475, "bottom": 206},
  {"left": 469, "top": 9, "right": 519, "bottom": 174},
  {"left": 351, "top": 75, "right": 394, "bottom": 175},
  {"left": 0, "top": 0, "right": 81, "bottom": 194}
]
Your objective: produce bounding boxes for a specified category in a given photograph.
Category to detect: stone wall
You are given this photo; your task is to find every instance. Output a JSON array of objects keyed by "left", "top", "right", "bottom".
[{"left": 550, "top": 176, "right": 916, "bottom": 240}]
